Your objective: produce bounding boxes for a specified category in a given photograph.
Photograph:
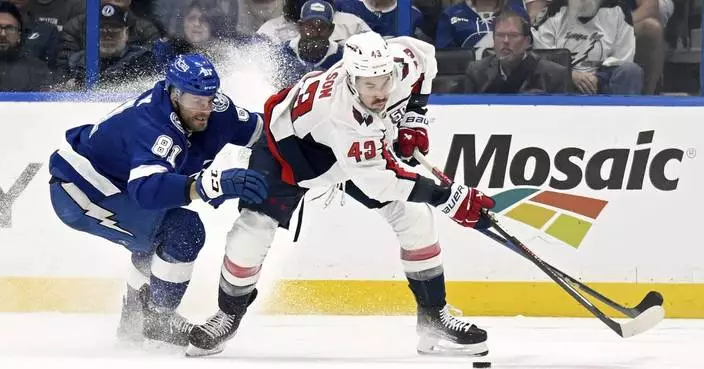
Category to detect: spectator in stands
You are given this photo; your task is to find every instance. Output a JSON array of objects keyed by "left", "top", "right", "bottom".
[
  {"left": 7, "top": 0, "right": 59, "bottom": 70},
  {"left": 235, "top": 0, "right": 283, "bottom": 35},
  {"left": 212, "top": 0, "right": 240, "bottom": 36},
  {"left": 258, "top": 0, "right": 369, "bottom": 42},
  {"left": 27, "top": 0, "right": 84, "bottom": 31},
  {"left": 61, "top": 4, "right": 156, "bottom": 90},
  {"left": 59, "top": 0, "right": 160, "bottom": 70},
  {"left": 465, "top": 8, "right": 570, "bottom": 93},
  {"left": 273, "top": 0, "right": 343, "bottom": 87},
  {"left": 435, "top": 0, "right": 528, "bottom": 59},
  {"left": 0, "top": 2, "right": 51, "bottom": 91},
  {"left": 625, "top": 0, "right": 673, "bottom": 94},
  {"left": 152, "top": 0, "right": 228, "bottom": 70},
  {"left": 525, "top": 0, "right": 547, "bottom": 24},
  {"left": 333, "top": 0, "right": 423, "bottom": 37},
  {"left": 532, "top": 0, "right": 643, "bottom": 94},
  {"left": 153, "top": 0, "right": 239, "bottom": 38}
]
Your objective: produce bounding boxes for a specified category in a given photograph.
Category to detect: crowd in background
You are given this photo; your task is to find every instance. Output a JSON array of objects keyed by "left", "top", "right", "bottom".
[{"left": 0, "top": 0, "right": 699, "bottom": 95}]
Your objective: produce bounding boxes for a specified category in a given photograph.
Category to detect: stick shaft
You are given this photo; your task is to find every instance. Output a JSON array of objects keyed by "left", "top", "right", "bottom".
[{"left": 411, "top": 150, "right": 662, "bottom": 336}]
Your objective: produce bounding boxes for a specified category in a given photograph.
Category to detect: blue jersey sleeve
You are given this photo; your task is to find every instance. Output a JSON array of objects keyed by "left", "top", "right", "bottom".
[
  {"left": 125, "top": 125, "right": 192, "bottom": 210},
  {"left": 215, "top": 93, "right": 263, "bottom": 148}
]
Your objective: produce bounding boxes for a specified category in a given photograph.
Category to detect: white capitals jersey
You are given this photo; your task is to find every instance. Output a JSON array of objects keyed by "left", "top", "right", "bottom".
[
  {"left": 264, "top": 36, "right": 438, "bottom": 203},
  {"left": 532, "top": 0, "right": 636, "bottom": 72}
]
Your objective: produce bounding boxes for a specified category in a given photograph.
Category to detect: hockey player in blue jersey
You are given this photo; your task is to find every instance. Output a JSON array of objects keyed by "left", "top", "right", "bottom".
[{"left": 47, "top": 53, "right": 269, "bottom": 347}]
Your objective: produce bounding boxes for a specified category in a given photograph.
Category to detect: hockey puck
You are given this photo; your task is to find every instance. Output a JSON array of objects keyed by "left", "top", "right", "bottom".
[{"left": 472, "top": 362, "right": 492, "bottom": 368}]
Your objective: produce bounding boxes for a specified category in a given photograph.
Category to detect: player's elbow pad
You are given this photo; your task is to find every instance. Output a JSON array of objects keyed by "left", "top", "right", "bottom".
[
  {"left": 127, "top": 173, "right": 192, "bottom": 210},
  {"left": 407, "top": 94, "right": 429, "bottom": 115}
]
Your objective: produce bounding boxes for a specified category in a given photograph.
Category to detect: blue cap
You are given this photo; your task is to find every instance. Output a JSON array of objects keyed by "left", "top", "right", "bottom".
[
  {"left": 300, "top": 0, "right": 334, "bottom": 23},
  {"left": 166, "top": 53, "right": 220, "bottom": 96}
]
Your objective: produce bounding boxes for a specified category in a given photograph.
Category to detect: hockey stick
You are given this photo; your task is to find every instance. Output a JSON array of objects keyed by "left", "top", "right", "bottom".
[
  {"left": 477, "top": 228, "right": 663, "bottom": 319},
  {"left": 412, "top": 150, "right": 665, "bottom": 337},
  {"left": 409, "top": 149, "right": 663, "bottom": 317}
]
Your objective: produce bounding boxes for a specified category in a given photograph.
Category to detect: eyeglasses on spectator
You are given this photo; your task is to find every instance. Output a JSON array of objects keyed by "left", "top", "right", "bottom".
[{"left": 0, "top": 25, "right": 20, "bottom": 35}]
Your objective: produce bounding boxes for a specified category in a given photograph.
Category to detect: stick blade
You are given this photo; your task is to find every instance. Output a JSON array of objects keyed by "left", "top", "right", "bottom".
[
  {"left": 635, "top": 291, "right": 664, "bottom": 313},
  {"left": 619, "top": 305, "right": 665, "bottom": 338}
]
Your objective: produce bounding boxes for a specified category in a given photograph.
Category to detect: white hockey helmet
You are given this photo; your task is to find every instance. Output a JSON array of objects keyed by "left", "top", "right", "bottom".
[{"left": 343, "top": 32, "right": 396, "bottom": 78}]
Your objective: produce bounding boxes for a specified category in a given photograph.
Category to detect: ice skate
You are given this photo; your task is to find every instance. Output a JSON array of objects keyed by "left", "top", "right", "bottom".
[
  {"left": 416, "top": 304, "right": 489, "bottom": 356},
  {"left": 142, "top": 305, "right": 194, "bottom": 348},
  {"left": 186, "top": 289, "right": 257, "bottom": 357},
  {"left": 116, "top": 285, "right": 148, "bottom": 344}
]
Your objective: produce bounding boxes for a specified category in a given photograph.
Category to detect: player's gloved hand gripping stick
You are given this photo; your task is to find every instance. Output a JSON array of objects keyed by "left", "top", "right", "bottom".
[
  {"left": 412, "top": 149, "right": 665, "bottom": 338},
  {"left": 196, "top": 168, "right": 269, "bottom": 209}
]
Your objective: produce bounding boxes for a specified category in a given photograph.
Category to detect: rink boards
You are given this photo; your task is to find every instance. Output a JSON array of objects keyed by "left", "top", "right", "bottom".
[{"left": 0, "top": 102, "right": 702, "bottom": 318}]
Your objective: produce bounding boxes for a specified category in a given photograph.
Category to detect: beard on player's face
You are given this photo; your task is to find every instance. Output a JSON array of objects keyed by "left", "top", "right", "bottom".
[{"left": 171, "top": 91, "right": 214, "bottom": 132}]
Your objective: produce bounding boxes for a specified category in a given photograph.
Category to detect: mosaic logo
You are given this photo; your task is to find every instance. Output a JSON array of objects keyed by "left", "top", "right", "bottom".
[
  {"left": 491, "top": 188, "right": 607, "bottom": 248},
  {"left": 444, "top": 130, "right": 684, "bottom": 191}
]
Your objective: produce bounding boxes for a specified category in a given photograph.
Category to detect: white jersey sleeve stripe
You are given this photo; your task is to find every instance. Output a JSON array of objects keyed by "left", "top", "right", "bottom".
[
  {"left": 128, "top": 164, "right": 169, "bottom": 183},
  {"left": 57, "top": 146, "right": 121, "bottom": 196}
]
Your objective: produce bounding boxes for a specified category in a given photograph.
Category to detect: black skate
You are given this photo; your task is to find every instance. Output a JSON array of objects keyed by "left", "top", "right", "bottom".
[
  {"left": 143, "top": 305, "right": 194, "bottom": 348},
  {"left": 186, "top": 290, "right": 257, "bottom": 357},
  {"left": 416, "top": 304, "right": 488, "bottom": 356},
  {"left": 116, "top": 285, "right": 148, "bottom": 344}
]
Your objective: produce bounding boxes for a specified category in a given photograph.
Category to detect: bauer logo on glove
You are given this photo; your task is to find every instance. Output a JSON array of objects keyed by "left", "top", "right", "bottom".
[{"left": 438, "top": 183, "right": 495, "bottom": 229}]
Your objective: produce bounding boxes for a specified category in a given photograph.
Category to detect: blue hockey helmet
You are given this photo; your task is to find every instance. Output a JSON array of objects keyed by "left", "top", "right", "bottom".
[{"left": 166, "top": 53, "right": 220, "bottom": 96}]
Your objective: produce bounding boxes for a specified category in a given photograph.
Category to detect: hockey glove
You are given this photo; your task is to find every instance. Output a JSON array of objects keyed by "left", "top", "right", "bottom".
[
  {"left": 195, "top": 168, "right": 269, "bottom": 209},
  {"left": 437, "top": 183, "right": 495, "bottom": 229},
  {"left": 394, "top": 110, "right": 429, "bottom": 166}
]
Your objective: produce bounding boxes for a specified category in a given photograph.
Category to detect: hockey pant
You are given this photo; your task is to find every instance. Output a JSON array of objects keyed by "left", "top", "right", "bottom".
[
  {"left": 49, "top": 180, "right": 206, "bottom": 310},
  {"left": 217, "top": 180, "right": 447, "bottom": 314}
]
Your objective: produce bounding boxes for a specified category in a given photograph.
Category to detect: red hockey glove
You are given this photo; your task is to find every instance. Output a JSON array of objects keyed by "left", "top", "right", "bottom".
[
  {"left": 438, "top": 183, "right": 495, "bottom": 229},
  {"left": 395, "top": 111, "right": 429, "bottom": 166}
]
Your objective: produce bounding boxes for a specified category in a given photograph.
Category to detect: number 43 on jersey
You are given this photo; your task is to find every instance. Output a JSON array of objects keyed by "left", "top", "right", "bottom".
[{"left": 347, "top": 140, "right": 377, "bottom": 162}]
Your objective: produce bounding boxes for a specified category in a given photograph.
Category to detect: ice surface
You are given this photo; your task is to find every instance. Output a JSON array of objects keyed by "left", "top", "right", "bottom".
[{"left": 0, "top": 313, "right": 700, "bottom": 369}]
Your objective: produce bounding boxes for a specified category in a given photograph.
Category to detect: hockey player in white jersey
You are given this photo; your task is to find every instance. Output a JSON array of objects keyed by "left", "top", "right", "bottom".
[{"left": 186, "top": 31, "right": 496, "bottom": 357}]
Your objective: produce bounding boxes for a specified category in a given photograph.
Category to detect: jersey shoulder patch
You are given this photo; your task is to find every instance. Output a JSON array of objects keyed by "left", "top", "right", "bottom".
[{"left": 212, "top": 92, "right": 230, "bottom": 113}]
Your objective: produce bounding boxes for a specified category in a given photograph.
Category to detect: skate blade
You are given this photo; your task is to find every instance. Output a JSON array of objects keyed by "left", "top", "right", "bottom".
[
  {"left": 185, "top": 343, "right": 225, "bottom": 357},
  {"left": 143, "top": 338, "right": 187, "bottom": 353},
  {"left": 417, "top": 337, "right": 489, "bottom": 357}
]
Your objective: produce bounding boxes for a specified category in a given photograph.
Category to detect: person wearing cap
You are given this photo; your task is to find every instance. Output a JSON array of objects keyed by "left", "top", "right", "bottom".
[
  {"left": 59, "top": 0, "right": 160, "bottom": 71},
  {"left": 257, "top": 0, "right": 370, "bottom": 43},
  {"left": 274, "top": 0, "right": 343, "bottom": 88},
  {"left": 60, "top": 3, "right": 157, "bottom": 90},
  {"left": 0, "top": 1, "right": 51, "bottom": 91}
]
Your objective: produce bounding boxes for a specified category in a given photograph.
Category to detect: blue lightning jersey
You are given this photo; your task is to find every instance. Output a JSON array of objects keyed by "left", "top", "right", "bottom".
[
  {"left": 48, "top": 80, "right": 262, "bottom": 210},
  {"left": 435, "top": 0, "right": 528, "bottom": 50},
  {"left": 334, "top": 0, "right": 423, "bottom": 37}
]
